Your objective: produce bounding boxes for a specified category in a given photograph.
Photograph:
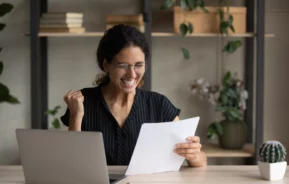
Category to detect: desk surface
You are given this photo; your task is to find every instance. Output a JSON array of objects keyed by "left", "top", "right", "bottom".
[{"left": 0, "top": 165, "right": 288, "bottom": 184}]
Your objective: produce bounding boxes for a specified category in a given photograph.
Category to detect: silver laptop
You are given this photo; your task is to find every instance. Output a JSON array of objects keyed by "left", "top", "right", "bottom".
[{"left": 16, "top": 129, "right": 126, "bottom": 184}]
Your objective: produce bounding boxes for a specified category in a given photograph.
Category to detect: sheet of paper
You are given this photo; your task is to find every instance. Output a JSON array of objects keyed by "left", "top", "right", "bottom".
[{"left": 125, "top": 116, "right": 200, "bottom": 176}]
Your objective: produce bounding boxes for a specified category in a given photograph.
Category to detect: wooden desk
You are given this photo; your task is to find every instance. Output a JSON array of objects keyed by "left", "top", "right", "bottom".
[{"left": 0, "top": 165, "right": 288, "bottom": 183}]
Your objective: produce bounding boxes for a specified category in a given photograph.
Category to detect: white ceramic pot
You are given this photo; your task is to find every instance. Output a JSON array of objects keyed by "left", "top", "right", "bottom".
[{"left": 258, "top": 161, "right": 287, "bottom": 181}]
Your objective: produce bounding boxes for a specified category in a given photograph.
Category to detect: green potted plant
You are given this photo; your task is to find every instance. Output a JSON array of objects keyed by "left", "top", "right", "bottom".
[
  {"left": 191, "top": 71, "right": 248, "bottom": 149},
  {"left": 258, "top": 141, "right": 287, "bottom": 181},
  {"left": 160, "top": 0, "right": 245, "bottom": 59},
  {"left": 45, "top": 105, "right": 61, "bottom": 129},
  {"left": 0, "top": 3, "right": 19, "bottom": 104}
]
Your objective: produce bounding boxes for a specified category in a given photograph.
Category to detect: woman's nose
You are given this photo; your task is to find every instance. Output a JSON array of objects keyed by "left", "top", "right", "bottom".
[{"left": 127, "top": 66, "right": 137, "bottom": 77}]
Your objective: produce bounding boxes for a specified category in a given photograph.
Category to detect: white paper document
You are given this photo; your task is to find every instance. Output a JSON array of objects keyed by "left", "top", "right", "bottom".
[{"left": 125, "top": 116, "right": 200, "bottom": 176}]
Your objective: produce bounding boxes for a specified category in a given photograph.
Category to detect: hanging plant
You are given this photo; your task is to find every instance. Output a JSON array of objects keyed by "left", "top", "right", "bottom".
[
  {"left": 45, "top": 105, "right": 61, "bottom": 129},
  {"left": 160, "top": 0, "right": 243, "bottom": 60},
  {"left": 219, "top": 0, "right": 242, "bottom": 53},
  {"left": 0, "top": 3, "right": 19, "bottom": 104},
  {"left": 160, "top": 0, "right": 208, "bottom": 60}
]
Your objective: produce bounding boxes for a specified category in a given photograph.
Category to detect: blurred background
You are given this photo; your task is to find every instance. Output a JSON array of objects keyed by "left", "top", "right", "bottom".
[{"left": 0, "top": 0, "right": 288, "bottom": 165}]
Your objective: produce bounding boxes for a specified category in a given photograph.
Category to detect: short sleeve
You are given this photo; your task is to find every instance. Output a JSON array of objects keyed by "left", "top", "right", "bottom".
[
  {"left": 162, "top": 95, "right": 181, "bottom": 121},
  {"left": 60, "top": 107, "right": 70, "bottom": 127}
]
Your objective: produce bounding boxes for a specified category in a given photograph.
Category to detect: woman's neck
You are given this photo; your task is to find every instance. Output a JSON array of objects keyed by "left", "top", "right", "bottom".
[{"left": 101, "top": 83, "right": 136, "bottom": 106}]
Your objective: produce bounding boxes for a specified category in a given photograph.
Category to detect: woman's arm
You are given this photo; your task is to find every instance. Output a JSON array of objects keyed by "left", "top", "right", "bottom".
[{"left": 68, "top": 114, "right": 83, "bottom": 131}]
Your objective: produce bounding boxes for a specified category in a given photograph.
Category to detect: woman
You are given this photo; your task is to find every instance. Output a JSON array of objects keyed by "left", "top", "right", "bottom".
[{"left": 61, "top": 24, "right": 207, "bottom": 167}]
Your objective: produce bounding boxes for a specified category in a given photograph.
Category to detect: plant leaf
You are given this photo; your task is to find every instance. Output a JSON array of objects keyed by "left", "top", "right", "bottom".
[
  {"left": 215, "top": 105, "right": 227, "bottom": 112},
  {"left": 229, "top": 25, "right": 235, "bottom": 33},
  {"left": 180, "top": 0, "right": 187, "bottom": 10},
  {"left": 228, "top": 109, "right": 241, "bottom": 119},
  {"left": 7, "top": 95, "right": 20, "bottom": 104},
  {"left": 180, "top": 23, "right": 188, "bottom": 36},
  {"left": 0, "top": 83, "right": 19, "bottom": 104},
  {"left": 187, "top": 0, "right": 196, "bottom": 11},
  {"left": 54, "top": 105, "right": 61, "bottom": 112},
  {"left": 220, "top": 22, "right": 228, "bottom": 34},
  {"left": 52, "top": 118, "right": 61, "bottom": 129},
  {"left": 207, "top": 124, "right": 216, "bottom": 139},
  {"left": 0, "top": 3, "right": 13, "bottom": 17},
  {"left": 0, "top": 61, "right": 3, "bottom": 76},
  {"left": 50, "top": 105, "right": 61, "bottom": 115},
  {"left": 235, "top": 40, "right": 242, "bottom": 47},
  {"left": 188, "top": 22, "right": 193, "bottom": 34},
  {"left": 223, "top": 40, "right": 242, "bottom": 53},
  {"left": 222, "top": 71, "right": 231, "bottom": 86},
  {"left": 0, "top": 83, "right": 9, "bottom": 97},
  {"left": 228, "top": 15, "right": 234, "bottom": 26},
  {"left": 181, "top": 48, "right": 190, "bottom": 60},
  {"left": 160, "top": 0, "right": 174, "bottom": 10},
  {"left": 214, "top": 122, "right": 223, "bottom": 135},
  {"left": 0, "top": 24, "right": 6, "bottom": 31},
  {"left": 219, "top": 9, "right": 224, "bottom": 21},
  {"left": 227, "top": 88, "right": 237, "bottom": 98},
  {"left": 221, "top": 94, "right": 228, "bottom": 105},
  {"left": 199, "top": 1, "right": 208, "bottom": 13}
]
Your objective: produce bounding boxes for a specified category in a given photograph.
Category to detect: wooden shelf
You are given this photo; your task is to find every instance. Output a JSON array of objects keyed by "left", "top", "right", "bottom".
[
  {"left": 36, "top": 32, "right": 275, "bottom": 38},
  {"left": 152, "top": 32, "right": 275, "bottom": 38},
  {"left": 202, "top": 143, "right": 254, "bottom": 158}
]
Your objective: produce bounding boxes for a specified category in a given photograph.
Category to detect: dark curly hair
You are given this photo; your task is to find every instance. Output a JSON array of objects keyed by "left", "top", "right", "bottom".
[{"left": 93, "top": 24, "right": 149, "bottom": 87}]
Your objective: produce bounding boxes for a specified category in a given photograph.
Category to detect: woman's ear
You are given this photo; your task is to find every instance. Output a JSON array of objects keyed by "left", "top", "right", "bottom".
[{"left": 103, "top": 60, "right": 109, "bottom": 72}]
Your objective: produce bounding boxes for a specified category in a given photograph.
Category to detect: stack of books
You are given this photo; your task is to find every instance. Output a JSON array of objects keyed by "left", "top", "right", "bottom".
[
  {"left": 39, "top": 12, "right": 85, "bottom": 33},
  {"left": 105, "top": 14, "right": 144, "bottom": 33}
]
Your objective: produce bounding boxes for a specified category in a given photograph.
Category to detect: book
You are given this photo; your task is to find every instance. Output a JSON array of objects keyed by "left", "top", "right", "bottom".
[
  {"left": 106, "top": 14, "right": 144, "bottom": 25},
  {"left": 39, "top": 27, "right": 85, "bottom": 33},
  {"left": 106, "top": 24, "right": 145, "bottom": 33},
  {"left": 40, "top": 18, "right": 83, "bottom": 24},
  {"left": 42, "top": 12, "right": 83, "bottom": 19}
]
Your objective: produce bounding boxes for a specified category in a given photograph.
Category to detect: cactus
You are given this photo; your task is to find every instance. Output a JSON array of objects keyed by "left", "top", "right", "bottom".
[{"left": 259, "top": 141, "right": 287, "bottom": 163}]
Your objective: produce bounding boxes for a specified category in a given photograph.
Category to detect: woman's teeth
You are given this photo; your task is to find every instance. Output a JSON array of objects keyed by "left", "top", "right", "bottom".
[{"left": 122, "top": 79, "right": 135, "bottom": 86}]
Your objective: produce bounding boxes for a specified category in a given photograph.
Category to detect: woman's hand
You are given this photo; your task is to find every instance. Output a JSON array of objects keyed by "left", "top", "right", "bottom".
[
  {"left": 174, "top": 136, "right": 206, "bottom": 166},
  {"left": 64, "top": 90, "right": 84, "bottom": 117}
]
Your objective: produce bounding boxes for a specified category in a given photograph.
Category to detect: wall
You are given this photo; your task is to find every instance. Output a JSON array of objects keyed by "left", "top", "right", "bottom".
[
  {"left": 0, "top": 0, "right": 30, "bottom": 165},
  {"left": 0, "top": 0, "right": 288, "bottom": 164}
]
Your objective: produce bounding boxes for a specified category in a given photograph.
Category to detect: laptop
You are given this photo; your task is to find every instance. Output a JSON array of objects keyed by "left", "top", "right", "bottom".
[{"left": 16, "top": 129, "right": 126, "bottom": 184}]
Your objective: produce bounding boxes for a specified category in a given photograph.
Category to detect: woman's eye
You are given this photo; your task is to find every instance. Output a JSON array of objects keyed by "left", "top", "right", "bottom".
[{"left": 118, "top": 65, "right": 127, "bottom": 69}]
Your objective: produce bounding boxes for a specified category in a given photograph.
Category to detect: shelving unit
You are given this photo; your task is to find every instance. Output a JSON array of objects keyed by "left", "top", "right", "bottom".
[
  {"left": 30, "top": 0, "right": 267, "bottom": 164},
  {"left": 202, "top": 143, "right": 254, "bottom": 158},
  {"left": 37, "top": 32, "right": 275, "bottom": 37}
]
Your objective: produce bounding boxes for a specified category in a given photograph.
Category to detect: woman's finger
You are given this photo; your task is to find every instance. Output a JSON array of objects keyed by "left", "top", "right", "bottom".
[
  {"left": 178, "top": 153, "right": 197, "bottom": 160},
  {"left": 186, "top": 136, "right": 200, "bottom": 142},
  {"left": 175, "top": 142, "right": 202, "bottom": 149},
  {"left": 174, "top": 148, "right": 200, "bottom": 154}
]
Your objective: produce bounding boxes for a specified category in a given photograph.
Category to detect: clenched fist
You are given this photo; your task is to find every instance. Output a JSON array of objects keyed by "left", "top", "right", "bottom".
[{"left": 63, "top": 90, "right": 84, "bottom": 117}]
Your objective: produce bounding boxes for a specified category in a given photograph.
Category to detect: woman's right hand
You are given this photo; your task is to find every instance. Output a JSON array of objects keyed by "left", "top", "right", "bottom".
[{"left": 64, "top": 90, "right": 84, "bottom": 117}]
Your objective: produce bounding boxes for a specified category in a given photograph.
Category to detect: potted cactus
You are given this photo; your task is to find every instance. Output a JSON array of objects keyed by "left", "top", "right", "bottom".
[{"left": 258, "top": 141, "right": 287, "bottom": 181}]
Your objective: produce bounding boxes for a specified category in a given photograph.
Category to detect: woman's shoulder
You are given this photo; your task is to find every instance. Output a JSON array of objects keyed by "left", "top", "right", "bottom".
[{"left": 79, "top": 86, "right": 100, "bottom": 97}]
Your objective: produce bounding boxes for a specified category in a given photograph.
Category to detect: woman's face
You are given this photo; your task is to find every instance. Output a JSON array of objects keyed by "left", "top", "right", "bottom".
[{"left": 104, "top": 46, "right": 146, "bottom": 93}]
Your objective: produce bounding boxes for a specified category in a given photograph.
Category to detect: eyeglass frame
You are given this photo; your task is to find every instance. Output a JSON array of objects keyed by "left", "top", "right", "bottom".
[{"left": 114, "top": 62, "right": 148, "bottom": 74}]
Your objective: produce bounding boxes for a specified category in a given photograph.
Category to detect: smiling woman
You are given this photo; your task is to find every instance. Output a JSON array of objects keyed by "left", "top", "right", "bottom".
[{"left": 60, "top": 24, "right": 207, "bottom": 167}]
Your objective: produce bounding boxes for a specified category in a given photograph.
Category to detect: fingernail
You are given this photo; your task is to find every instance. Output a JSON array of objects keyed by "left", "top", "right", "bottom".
[
  {"left": 186, "top": 137, "right": 191, "bottom": 141},
  {"left": 176, "top": 144, "right": 180, "bottom": 148},
  {"left": 173, "top": 149, "right": 176, "bottom": 152}
]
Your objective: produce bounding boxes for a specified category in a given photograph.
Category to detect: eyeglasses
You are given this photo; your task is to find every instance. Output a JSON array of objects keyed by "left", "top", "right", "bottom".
[{"left": 115, "top": 63, "right": 147, "bottom": 75}]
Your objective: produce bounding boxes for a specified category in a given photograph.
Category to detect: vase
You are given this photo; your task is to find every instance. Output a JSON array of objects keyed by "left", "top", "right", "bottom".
[{"left": 218, "top": 120, "right": 247, "bottom": 149}]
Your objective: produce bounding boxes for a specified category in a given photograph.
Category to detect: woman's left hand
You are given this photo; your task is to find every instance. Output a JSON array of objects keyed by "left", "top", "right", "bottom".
[{"left": 174, "top": 136, "right": 202, "bottom": 162}]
